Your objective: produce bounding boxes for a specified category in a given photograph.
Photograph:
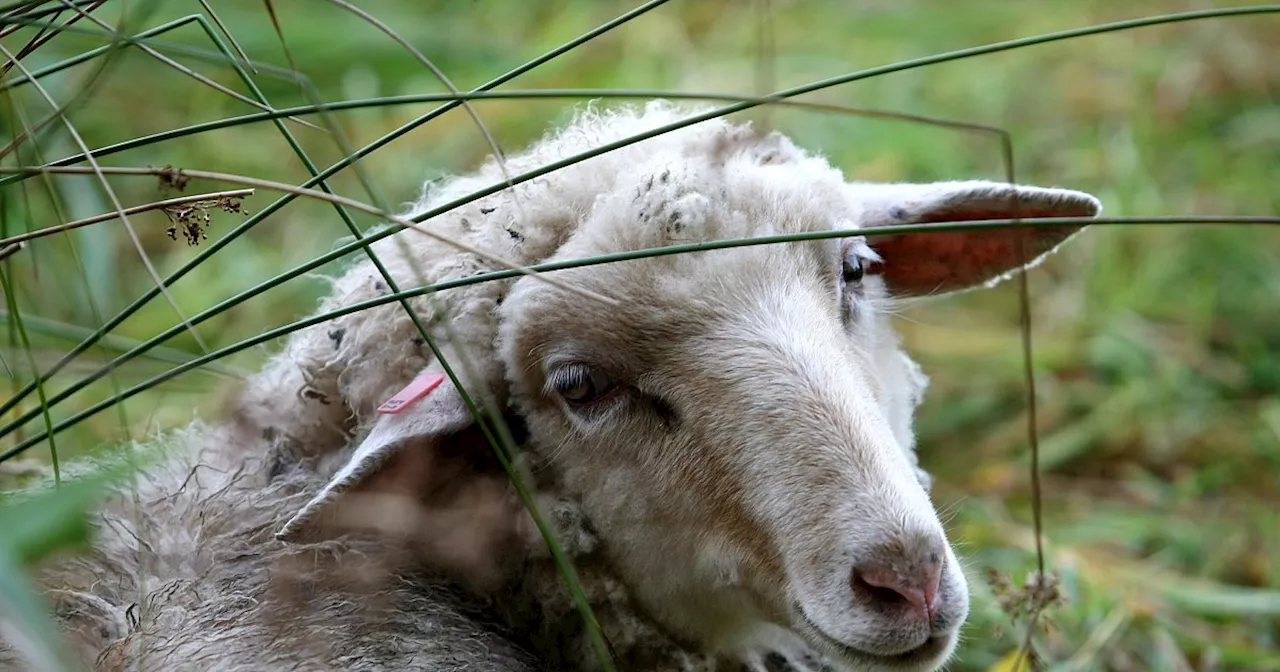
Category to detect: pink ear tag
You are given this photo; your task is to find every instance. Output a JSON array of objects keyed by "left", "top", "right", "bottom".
[{"left": 376, "top": 372, "right": 446, "bottom": 414}]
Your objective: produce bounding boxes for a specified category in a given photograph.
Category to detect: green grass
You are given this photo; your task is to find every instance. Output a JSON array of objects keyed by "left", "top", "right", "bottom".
[{"left": 2, "top": 1, "right": 1278, "bottom": 670}]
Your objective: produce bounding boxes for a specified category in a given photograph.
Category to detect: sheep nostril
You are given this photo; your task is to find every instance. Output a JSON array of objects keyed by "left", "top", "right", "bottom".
[
  {"left": 852, "top": 563, "right": 942, "bottom": 622},
  {"left": 853, "top": 572, "right": 910, "bottom": 606}
]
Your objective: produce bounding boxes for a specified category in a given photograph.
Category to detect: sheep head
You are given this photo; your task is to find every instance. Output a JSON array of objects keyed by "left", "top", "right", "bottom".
[{"left": 274, "top": 103, "right": 1100, "bottom": 671}]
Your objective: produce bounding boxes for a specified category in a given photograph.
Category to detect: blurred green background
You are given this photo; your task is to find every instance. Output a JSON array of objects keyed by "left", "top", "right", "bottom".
[{"left": 2, "top": 0, "right": 1278, "bottom": 669}]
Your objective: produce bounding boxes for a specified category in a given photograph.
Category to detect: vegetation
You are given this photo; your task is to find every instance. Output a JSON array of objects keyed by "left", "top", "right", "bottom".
[{"left": 1, "top": 1, "right": 1277, "bottom": 669}]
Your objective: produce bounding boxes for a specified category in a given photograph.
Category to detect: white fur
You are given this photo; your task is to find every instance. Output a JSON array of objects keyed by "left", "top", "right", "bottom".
[{"left": 2, "top": 102, "right": 1100, "bottom": 671}]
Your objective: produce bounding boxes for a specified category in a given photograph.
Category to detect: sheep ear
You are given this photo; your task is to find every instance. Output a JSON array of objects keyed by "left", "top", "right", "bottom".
[
  {"left": 852, "top": 180, "right": 1101, "bottom": 295},
  {"left": 276, "top": 371, "right": 512, "bottom": 543}
]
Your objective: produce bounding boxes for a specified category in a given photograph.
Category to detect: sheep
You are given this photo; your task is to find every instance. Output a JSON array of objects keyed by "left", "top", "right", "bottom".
[{"left": 0, "top": 101, "right": 1101, "bottom": 672}]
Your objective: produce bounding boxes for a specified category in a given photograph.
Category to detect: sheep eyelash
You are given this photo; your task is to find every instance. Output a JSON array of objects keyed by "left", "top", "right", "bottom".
[
  {"left": 836, "top": 238, "right": 881, "bottom": 286},
  {"left": 543, "top": 362, "right": 597, "bottom": 399},
  {"left": 543, "top": 365, "right": 580, "bottom": 398},
  {"left": 847, "top": 238, "right": 882, "bottom": 266},
  {"left": 840, "top": 237, "right": 881, "bottom": 318},
  {"left": 544, "top": 363, "right": 627, "bottom": 412}
]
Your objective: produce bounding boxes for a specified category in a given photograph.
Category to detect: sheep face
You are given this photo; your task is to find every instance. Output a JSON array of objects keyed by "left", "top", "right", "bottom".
[
  {"left": 501, "top": 248, "right": 962, "bottom": 669},
  {"left": 496, "top": 142, "right": 1099, "bottom": 669},
  {"left": 278, "top": 106, "right": 1100, "bottom": 671}
]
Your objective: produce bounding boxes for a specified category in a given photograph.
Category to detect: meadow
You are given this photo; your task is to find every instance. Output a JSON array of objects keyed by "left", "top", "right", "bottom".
[{"left": 1, "top": 1, "right": 1278, "bottom": 669}]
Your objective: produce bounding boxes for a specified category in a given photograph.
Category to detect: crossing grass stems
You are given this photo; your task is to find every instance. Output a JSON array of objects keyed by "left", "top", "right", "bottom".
[{"left": 1, "top": 2, "right": 1277, "bottom": 670}]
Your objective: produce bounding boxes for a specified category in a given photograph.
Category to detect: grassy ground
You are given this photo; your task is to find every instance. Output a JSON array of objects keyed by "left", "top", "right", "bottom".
[{"left": 2, "top": 1, "right": 1278, "bottom": 669}]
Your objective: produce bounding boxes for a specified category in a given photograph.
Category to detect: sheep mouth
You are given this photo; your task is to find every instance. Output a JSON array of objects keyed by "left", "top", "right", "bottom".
[{"left": 793, "top": 608, "right": 953, "bottom": 670}]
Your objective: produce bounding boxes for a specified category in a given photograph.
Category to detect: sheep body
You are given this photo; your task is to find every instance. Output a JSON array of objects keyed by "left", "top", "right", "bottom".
[{"left": 0, "top": 421, "right": 543, "bottom": 671}]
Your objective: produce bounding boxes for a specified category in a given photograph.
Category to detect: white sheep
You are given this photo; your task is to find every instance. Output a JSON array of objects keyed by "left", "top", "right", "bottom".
[{"left": 1, "top": 101, "right": 1100, "bottom": 672}]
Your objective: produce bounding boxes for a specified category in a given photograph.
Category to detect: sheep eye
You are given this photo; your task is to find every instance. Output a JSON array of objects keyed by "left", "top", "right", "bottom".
[
  {"left": 551, "top": 364, "right": 617, "bottom": 407},
  {"left": 842, "top": 250, "right": 865, "bottom": 285}
]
